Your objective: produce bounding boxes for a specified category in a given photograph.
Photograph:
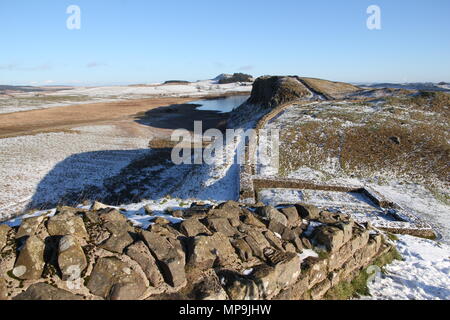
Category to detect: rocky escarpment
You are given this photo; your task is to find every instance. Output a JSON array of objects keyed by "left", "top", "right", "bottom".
[
  {"left": 214, "top": 73, "right": 253, "bottom": 84},
  {"left": 247, "top": 76, "right": 312, "bottom": 109},
  {"left": 0, "top": 201, "right": 397, "bottom": 300},
  {"left": 229, "top": 76, "right": 314, "bottom": 127},
  {"left": 233, "top": 75, "right": 362, "bottom": 114}
]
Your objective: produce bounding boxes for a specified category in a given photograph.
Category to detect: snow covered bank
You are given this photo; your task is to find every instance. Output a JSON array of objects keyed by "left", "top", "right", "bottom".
[{"left": 365, "top": 235, "right": 450, "bottom": 300}]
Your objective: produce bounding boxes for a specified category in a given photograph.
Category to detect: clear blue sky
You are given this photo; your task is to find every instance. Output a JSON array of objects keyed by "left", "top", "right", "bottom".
[{"left": 1, "top": 0, "right": 449, "bottom": 85}]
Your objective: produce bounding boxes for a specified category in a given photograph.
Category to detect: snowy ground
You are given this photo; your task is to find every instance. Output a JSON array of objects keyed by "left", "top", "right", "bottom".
[
  {"left": 365, "top": 235, "right": 450, "bottom": 300},
  {"left": 0, "top": 95, "right": 255, "bottom": 220},
  {"left": 0, "top": 80, "right": 252, "bottom": 114},
  {"left": 0, "top": 124, "right": 150, "bottom": 220},
  {"left": 369, "top": 183, "right": 450, "bottom": 244},
  {"left": 0, "top": 115, "right": 246, "bottom": 220}
]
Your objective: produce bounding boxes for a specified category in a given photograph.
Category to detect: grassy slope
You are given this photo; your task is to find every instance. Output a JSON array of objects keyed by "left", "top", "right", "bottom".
[
  {"left": 276, "top": 91, "right": 449, "bottom": 199},
  {"left": 299, "top": 77, "right": 361, "bottom": 98}
]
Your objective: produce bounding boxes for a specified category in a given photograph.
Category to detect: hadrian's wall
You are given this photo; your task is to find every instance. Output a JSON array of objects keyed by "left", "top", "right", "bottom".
[
  {"left": 237, "top": 76, "right": 435, "bottom": 239},
  {"left": 0, "top": 201, "right": 397, "bottom": 300}
]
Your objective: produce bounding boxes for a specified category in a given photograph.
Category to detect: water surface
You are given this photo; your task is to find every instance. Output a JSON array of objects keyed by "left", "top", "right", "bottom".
[{"left": 191, "top": 95, "right": 249, "bottom": 113}]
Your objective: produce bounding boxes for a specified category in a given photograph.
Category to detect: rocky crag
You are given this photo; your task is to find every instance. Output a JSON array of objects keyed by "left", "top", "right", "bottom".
[
  {"left": 0, "top": 201, "right": 397, "bottom": 300},
  {"left": 246, "top": 76, "right": 312, "bottom": 109}
]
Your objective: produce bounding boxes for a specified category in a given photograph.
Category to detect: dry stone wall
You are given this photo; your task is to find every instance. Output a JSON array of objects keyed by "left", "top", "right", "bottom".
[{"left": 0, "top": 201, "right": 395, "bottom": 300}]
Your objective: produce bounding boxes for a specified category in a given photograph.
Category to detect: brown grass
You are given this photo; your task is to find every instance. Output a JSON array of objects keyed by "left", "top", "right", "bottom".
[
  {"left": 385, "top": 91, "right": 450, "bottom": 118},
  {"left": 0, "top": 92, "right": 243, "bottom": 139},
  {"left": 279, "top": 121, "right": 341, "bottom": 176},
  {"left": 341, "top": 123, "right": 449, "bottom": 183},
  {"left": 299, "top": 77, "right": 361, "bottom": 98},
  {"left": 277, "top": 99, "right": 450, "bottom": 189},
  {"left": 0, "top": 96, "right": 198, "bottom": 138}
]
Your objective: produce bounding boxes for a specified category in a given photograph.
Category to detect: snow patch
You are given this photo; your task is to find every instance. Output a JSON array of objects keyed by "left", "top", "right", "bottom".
[{"left": 364, "top": 235, "right": 450, "bottom": 300}]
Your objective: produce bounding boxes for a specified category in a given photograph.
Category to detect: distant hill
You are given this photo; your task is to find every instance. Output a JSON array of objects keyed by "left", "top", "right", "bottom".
[
  {"left": 0, "top": 85, "right": 73, "bottom": 95},
  {"left": 213, "top": 73, "right": 253, "bottom": 84},
  {"left": 213, "top": 74, "right": 231, "bottom": 81},
  {"left": 0, "top": 85, "right": 44, "bottom": 94},
  {"left": 163, "top": 80, "right": 191, "bottom": 85},
  {"left": 366, "top": 82, "right": 450, "bottom": 92}
]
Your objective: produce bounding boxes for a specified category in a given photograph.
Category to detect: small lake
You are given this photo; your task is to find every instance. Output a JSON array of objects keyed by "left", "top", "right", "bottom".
[{"left": 190, "top": 95, "right": 249, "bottom": 113}]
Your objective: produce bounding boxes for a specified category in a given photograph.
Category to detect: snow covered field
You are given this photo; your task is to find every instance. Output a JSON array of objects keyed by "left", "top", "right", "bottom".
[
  {"left": 0, "top": 124, "right": 150, "bottom": 220},
  {"left": 365, "top": 235, "right": 450, "bottom": 300},
  {"left": 0, "top": 93, "right": 252, "bottom": 220},
  {"left": 0, "top": 80, "right": 252, "bottom": 114}
]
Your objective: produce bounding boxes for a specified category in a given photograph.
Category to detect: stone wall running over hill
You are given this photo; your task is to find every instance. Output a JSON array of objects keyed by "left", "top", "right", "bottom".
[{"left": 0, "top": 201, "right": 397, "bottom": 300}]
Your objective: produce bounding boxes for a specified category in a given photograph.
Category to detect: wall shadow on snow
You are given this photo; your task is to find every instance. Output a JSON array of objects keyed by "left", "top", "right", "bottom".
[
  {"left": 26, "top": 149, "right": 149, "bottom": 211},
  {"left": 26, "top": 145, "right": 238, "bottom": 212}
]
